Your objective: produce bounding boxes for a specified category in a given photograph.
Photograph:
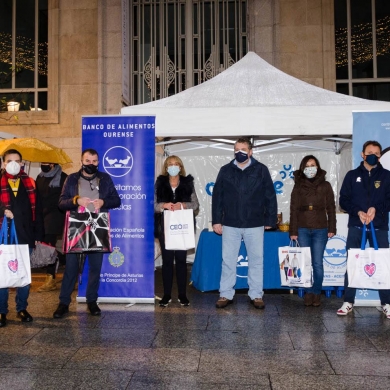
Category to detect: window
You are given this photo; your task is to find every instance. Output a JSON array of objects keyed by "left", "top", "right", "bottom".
[
  {"left": 124, "top": 0, "right": 247, "bottom": 106},
  {"left": 335, "top": 0, "right": 390, "bottom": 101},
  {"left": 0, "top": 0, "right": 48, "bottom": 112}
]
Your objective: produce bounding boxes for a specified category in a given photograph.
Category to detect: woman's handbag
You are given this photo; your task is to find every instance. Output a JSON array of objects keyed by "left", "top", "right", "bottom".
[
  {"left": 62, "top": 208, "right": 112, "bottom": 254},
  {"left": 30, "top": 242, "right": 58, "bottom": 268},
  {"left": 163, "top": 207, "right": 195, "bottom": 250},
  {"left": 0, "top": 218, "right": 31, "bottom": 288},
  {"left": 347, "top": 222, "right": 390, "bottom": 289},
  {"left": 278, "top": 240, "right": 313, "bottom": 287}
]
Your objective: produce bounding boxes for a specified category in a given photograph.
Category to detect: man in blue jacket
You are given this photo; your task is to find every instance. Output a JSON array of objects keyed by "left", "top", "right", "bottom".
[
  {"left": 53, "top": 149, "right": 121, "bottom": 318},
  {"left": 337, "top": 140, "right": 390, "bottom": 319},
  {"left": 212, "top": 138, "right": 277, "bottom": 309}
]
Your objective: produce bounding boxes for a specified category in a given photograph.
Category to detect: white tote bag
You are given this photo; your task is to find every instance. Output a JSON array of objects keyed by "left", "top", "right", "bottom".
[
  {"left": 164, "top": 208, "right": 195, "bottom": 250},
  {"left": 279, "top": 240, "right": 313, "bottom": 287},
  {"left": 0, "top": 219, "right": 31, "bottom": 288},
  {"left": 347, "top": 222, "right": 390, "bottom": 289}
]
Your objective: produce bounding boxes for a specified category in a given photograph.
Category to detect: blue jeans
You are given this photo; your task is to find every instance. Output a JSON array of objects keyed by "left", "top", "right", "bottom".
[
  {"left": 220, "top": 226, "right": 264, "bottom": 300},
  {"left": 297, "top": 227, "right": 328, "bottom": 295},
  {"left": 343, "top": 226, "right": 390, "bottom": 305}
]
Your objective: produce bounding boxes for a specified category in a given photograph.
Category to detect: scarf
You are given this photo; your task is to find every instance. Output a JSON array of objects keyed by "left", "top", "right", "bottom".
[
  {"left": 0, "top": 171, "right": 37, "bottom": 221},
  {"left": 38, "top": 164, "right": 62, "bottom": 188}
]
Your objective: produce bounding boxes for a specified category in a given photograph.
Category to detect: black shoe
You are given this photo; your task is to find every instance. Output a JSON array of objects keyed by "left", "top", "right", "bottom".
[
  {"left": 0, "top": 314, "right": 6, "bottom": 327},
  {"left": 17, "top": 310, "right": 33, "bottom": 322},
  {"left": 53, "top": 303, "right": 69, "bottom": 319},
  {"left": 178, "top": 294, "right": 190, "bottom": 306},
  {"left": 159, "top": 295, "right": 171, "bottom": 307},
  {"left": 87, "top": 301, "right": 101, "bottom": 316}
]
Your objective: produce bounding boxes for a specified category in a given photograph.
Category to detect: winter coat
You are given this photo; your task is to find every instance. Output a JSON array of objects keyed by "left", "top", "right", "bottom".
[
  {"left": 212, "top": 157, "right": 277, "bottom": 228},
  {"left": 339, "top": 162, "right": 390, "bottom": 230},
  {"left": 289, "top": 168, "right": 336, "bottom": 236}
]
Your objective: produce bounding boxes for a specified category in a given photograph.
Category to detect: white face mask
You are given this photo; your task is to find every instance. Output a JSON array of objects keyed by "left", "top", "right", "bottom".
[
  {"left": 5, "top": 160, "right": 21, "bottom": 176},
  {"left": 303, "top": 166, "right": 317, "bottom": 179}
]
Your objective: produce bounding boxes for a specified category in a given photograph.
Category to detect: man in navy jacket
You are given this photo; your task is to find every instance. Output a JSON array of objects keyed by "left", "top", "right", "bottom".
[
  {"left": 337, "top": 140, "right": 390, "bottom": 319},
  {"left": 212, "top": 138, "right": 277, "bottom": 309}
]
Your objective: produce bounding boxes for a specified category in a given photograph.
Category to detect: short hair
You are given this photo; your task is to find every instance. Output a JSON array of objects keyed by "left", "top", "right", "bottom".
[
  {"left": 362, "top": 140, "right": 382, "bottom": 154},
  {"left": 162, "top": 155, "right": 186, "bottom": 176},
  {"left": 235, "top": 137, "right": 252, "bottom": 150},
  {"left": 3, "top": 149, "right": 22, "bottom": 161},
  {"left": 82, "top": 148, "right": 99, "bottom": 158},
  {"left": 299, "top": 155, "right": 322, "bottom": 173}
]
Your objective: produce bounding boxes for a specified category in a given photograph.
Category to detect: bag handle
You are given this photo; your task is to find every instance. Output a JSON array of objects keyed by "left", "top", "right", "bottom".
[
  {"left": 289, "top": 239, "right": 300, "bottom": 247},
  {"left": 0, "top": 218, "right": 18, "bottom": 245},
  {"left": 0, "top": 218, "right": 8, "bottom": 244},
  {"left": 361, "top": 222, "right": 378, "bottom": 250}
]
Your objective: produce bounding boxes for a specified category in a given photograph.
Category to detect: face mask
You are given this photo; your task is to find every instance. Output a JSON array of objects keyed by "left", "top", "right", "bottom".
[
  {"left": 167, "top": 166, "right": 180, "bottom": 177},
  {"left": 40, "top": 164, "right": 51, "bottom": 173},
  {"left": 235, "top": 150, "right": 249, "bottom": 164},
  {"left": 365, "top": 154, "right": 379, "bottom": 166},
  {"left": 5, "top": 161, "right": 21, "bottom": 176},
  {"left": 82, "top": 164, "right": 98, "bottom": 175},
  {"left": 303, "top": 166, "right": 317, "bottom": 179}
]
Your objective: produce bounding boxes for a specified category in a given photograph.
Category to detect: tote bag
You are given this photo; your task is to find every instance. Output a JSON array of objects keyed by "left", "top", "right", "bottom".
[
  {"left": 347, "top": 222, "right": 390, "bottom": 289},
  {"left": 278, "top": 240, "right": 313, "bottom": 287},
  {"left": 30, "top": 242, "right": 58, "bottom": 268},
  {"left": 63, "top": 209, "right": 112, "bottom": 254},
  {"left": 0, "top": 218, "right": 31, "bottom": 288},
  {"left": 164, "top": 208, "right": 195, "bottom": 250}
]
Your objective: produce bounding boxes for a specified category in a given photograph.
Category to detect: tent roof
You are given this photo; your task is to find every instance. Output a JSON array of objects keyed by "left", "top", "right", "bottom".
[{"left": 121, "top": 52, "right": 390, "bottom": 141}]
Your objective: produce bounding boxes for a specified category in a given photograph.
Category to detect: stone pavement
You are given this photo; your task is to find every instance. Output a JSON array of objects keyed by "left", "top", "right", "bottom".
[{"left": 0, "top": 266, "right": 390, "bottom": 389}]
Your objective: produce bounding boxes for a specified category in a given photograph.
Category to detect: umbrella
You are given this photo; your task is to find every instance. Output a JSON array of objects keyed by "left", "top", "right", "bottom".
[{"left": 0, "top": 137, "right": 72, "bottom": 164}]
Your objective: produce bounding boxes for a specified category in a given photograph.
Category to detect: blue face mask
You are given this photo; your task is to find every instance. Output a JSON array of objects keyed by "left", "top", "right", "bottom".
[
  {"left": 167, "top": 165, "right": 180, "bottom": 177},
  {"left": 365, "top": 154, "right": 379, "bottom": 166},
  {"left": 235, "top": 150, "right": 249, "bottom": 164}
]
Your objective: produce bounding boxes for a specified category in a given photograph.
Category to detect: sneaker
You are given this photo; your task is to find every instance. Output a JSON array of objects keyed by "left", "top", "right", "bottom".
[
  {"left": 383, "top": 304, "right": 390, "bottom": 319},
  {"left": 250, "top": 298, "right": 265, "bottom": 309},
  {"left": 304, "top": 293, "right": 314, "bottom": 306},
  {"left": 215, "top": 297, "right": 233, "bottom": 309},
  {"left": 178, "top": 295, "right": 190, "bottom": 306},
  {"left": 337, "top": 302, "right": 353, "bottom": 316},
  {"left": 159, "top": 295, "right": 172, "bottom": 307}
]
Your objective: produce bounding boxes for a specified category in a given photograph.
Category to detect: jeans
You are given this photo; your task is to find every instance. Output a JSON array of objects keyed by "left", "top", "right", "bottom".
[
  {"left": 59, "top": 252, "right": 103, "bottom": 305},
  {"left": 343, "top": 226, "right": 390, "bottom": 305},
  {"left": 297, "top": 227, "right": 328, "bottom": 295},
  {"left": 220, "top": 226, "right": 264, "bottom": 300}
]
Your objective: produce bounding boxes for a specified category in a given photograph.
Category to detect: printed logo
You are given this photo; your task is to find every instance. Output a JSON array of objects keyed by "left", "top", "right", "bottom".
[
  {"left": 356, "top": 177, "right": 361, "bottom": 182},
  {"left": 364, "top": 263, "right": 376, "bottom": 277},
  {"left": 323, "top": 236, "right": 347, "bottom": 268},
  {"left": 108, "top": 247, "right": 125, "bottom": 268},
  {"left": 103, "top": 146, "right": 133, "bottom": 177},
  {"left": 236, "top": 254, "right": 248, "bottom": 279},
  {"left": 374, "top": 181, "right": 381, "bottom": 189},
  {"left": 8, "top": 258, "right": 18, "bottom": 273},
  {"left": 205, "top": 182, "right": 214, "bottom": 196}
]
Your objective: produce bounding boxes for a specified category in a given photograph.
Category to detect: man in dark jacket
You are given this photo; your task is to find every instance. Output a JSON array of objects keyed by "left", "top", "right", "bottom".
[
  {"left": 53, "top": 149, "right": 121, "bottom": 318},
  {"left": 212, "top": 138, "right": 277, "bottom": 309},
  {"left": 337, "top": 140, "right": 390, "bottom": 319}
]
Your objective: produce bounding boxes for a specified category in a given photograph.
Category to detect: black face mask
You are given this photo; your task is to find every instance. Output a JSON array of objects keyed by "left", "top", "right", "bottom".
[
  {"left": 40, "top": 164, "right": 51, "bottom": 173},
  {"left": 82, "top": 164, "right": 98, "bottom": 175}
]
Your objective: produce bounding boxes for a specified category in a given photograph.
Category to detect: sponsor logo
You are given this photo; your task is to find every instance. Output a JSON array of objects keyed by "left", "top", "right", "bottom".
[
  {"left": 103, "top": 146, "right": 133, "bottom": 177},
  {"left": 108, "top": 247, "right": 125, "bottom": 268}
]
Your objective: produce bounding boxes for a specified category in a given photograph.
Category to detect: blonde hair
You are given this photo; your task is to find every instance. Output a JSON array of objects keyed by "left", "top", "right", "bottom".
[{"left": 162, "top": 155, "right": 186, "bottom": 176}]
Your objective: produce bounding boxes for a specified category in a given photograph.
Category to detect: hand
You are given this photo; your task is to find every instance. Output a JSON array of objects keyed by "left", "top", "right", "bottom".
[
  {"left": 91, "top": 199, "right": 104, "bottom": 210},
  {"left": 358, "top": 211, "right": 367, "bottom": 224},
  {"left": 290, "top": 235, "right": 298, "bottom": 240},
  {"left": 77, "top": 197, "right": 91, "bottom": 208},
  {"left": 265, "top": 226, "right": 272, "bottom": 230},
  {"left": 172, "top": 202, "right": 184, "bottom": 211},
  {"left": 4, "top": 209, "right": 13, "bottom": 219},
  {"left": 213, "top": 224, "right": 223, "bottom": 235},
  {"left": 366, "top": 207, "right": 376, "bottom": 224},
  {"left": 328, "top": 232, "right": 335, "bottom": 238}
]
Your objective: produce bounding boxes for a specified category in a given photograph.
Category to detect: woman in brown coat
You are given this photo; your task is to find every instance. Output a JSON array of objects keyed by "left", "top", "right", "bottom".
[{"left": 289, "top": 155, "right": 336, "bottom": 307}]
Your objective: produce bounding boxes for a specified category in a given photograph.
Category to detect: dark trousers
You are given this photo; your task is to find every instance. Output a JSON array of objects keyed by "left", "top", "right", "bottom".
[
  {"left": 343, "top": 226, "right": 390, "bottom": 305},
  {"left": 44, "top": 234, "right": 58, "bottom": 278},
  {"left": 159, "top": 237, "right": 187, "bottom": 296},
  {"left": 59, "top": 252, "right": 103, "bottom": 305}
]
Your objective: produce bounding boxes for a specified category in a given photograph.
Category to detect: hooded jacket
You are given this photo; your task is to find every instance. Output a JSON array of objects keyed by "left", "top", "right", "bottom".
[
  {"left": 339, "top": 161, "right": 390, "bottom": 230},
  {"left": 289, "top": 168, "right": 336, "bottom": 236}
]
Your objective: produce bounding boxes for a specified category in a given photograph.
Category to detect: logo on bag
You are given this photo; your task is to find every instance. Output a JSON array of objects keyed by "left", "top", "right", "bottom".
[
  {"left": 103, "top": 146, "right": 133, "bottom": 177},
  {"left": 170, "top": 224, "right": 189, "bottom": 230},
  {"left": 323, "top": 235, "right": 347, "bottom": 268},
  {"left": 8, "top": 258, "right": 18, "bottom": 273},
  {"left": 364, "top": 263, "right": 376, "bottom": 277},
  {"left": 108, "top": 247, "right": 125, "bottom": 267}
]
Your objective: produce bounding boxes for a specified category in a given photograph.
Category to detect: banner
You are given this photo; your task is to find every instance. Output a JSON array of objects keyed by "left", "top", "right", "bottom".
[
  {"left": 78, "top": 115, "right": 155, "bottom": 303},
  {"left": 352, "top": 111, "right": 390, "bottom": 306}
]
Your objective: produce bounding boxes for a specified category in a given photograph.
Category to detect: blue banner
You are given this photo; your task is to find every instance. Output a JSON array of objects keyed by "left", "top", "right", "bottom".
[
  {"left": 353, "top": 111, "right": 390, "bottom": 305},
  {"left": 78, "top": 115, "right": 155, "bottom": 303}
]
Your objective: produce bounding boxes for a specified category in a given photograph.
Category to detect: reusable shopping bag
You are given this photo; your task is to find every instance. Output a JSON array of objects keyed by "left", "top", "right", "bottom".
[
  {"left": 62, "top": 208, "right": 112, "bottom": 254},
  {"left": 0, "top": 218, "right": 31, "bottom": 288},
  {"left": 278, "top": 240, "right": 312, "bottom": 287},
  {"left": 347, "top": 222, "right": 390, "bottom": 289},
  {"left": 164, "top": 207, "right": 195, "bottom": 250},
  {"left": 30, "top": 242, "right": 57, "bottom": 268}
]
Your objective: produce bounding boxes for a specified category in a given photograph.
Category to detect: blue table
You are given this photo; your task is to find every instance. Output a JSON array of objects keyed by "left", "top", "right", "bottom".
[{"left": 190, "top": 229, "right": 290, "bottom": 292}]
